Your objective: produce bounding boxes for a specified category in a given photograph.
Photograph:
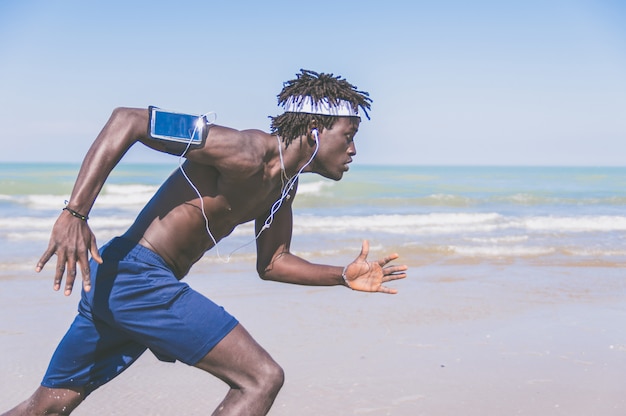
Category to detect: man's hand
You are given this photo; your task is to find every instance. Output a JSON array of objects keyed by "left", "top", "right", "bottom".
[
  {"left": 343, "top": 240, "right": 407, "bottom": 294},
  {"left": 35, "top": 211, "right": 103, "bottom": 296}
]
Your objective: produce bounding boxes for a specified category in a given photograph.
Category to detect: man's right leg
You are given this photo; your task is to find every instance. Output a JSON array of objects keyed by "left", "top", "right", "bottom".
[
  {"left": 2, "top": 318, "right": 146, "bottom": 416},
  {"left": 194, "top": 324, "right": 285, "bottom": 416},
  {"left": 2, "top": 386, "right": 85, "bottom": 416}
]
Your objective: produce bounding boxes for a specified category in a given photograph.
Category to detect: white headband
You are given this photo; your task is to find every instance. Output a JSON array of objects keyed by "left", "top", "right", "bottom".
[{"left": 282, "top": 96, "right": 359, "bottom": 117}]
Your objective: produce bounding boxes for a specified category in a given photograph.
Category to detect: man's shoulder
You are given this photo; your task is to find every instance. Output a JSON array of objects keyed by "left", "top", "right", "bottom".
[
  {"left": 210, "top": 126, "right": 270, "bottom": 140},
  {"left": 193, "top": 126, "right": 273, "bottom": 172},
  {"left": 208, "top": 127, "right": 273, "bottom": 153}
]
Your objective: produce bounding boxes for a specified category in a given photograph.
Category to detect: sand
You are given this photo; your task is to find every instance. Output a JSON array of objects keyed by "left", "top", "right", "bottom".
[{"left": 2, "top": 255, "right": 626, "bottom": 415}]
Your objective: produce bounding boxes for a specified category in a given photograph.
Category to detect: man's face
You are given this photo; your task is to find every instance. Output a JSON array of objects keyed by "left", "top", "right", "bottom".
[{"left": 312, "top": 117, "right": 360, "bottom": 181}]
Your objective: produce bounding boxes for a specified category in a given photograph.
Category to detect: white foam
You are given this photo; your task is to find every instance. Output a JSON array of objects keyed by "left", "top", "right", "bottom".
[
  {"left": 466, "top": 235, "right": 529, "bottom": 244},
  {"left": 523, "top": 216, "right": 626, "bottom": 232},
  {"left": 6, "top": 231, "right": 53, "bottom": 241},
  {"left": 293, "top": 213, "right": 505, "bottom": 234},
  {"left": 499, "top": 193, "right": 553, "bottom": 205},
  {"left": 292, "top": 213, "right": 626, "bottom": 235},
  {"left": 3, "top": 184, "right": 159, "bottom": 210},
  {"left": 422, "top": 194, "right": 472, "bottom": 206},
  {"left": 21, "top": 194, "right": 68, "bottom": 209},
  {"left": 296, "top": 181, "right": 331, "bottom": 195},
  {"left": 4, "top": 212, "right": 626, "bottom": 237},
  {"left": 103, "top": 184, "right": 157, "bottom": 195},
  {"left": 0, "top": 217, "right": 54, "bottom": 230},
  {"left": 450, "top": 245, "right": 556, "bottom": 257},
  {"left": 564, "top": 248, "right": 626, "bottom": 257}
]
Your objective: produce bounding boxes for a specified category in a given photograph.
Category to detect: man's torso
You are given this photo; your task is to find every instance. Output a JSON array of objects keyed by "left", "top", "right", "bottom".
[{"left": 123, "top": 127, "right": 289, "bottom": 277}]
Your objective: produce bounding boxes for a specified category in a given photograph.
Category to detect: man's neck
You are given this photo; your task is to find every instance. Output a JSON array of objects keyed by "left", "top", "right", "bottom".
[{"left": 276, "top": 135, "right": 316, "bottom": 178}]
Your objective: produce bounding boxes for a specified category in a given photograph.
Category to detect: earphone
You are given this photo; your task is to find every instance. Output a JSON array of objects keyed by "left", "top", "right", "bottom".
[
  {"left": 177, "top": 112, "right": 219, "bottom": 250},
  {"left": 178, "top": 118, "right": 320, "bottom": 262},
  {"left": 258, "top": 128, "right": 319, "bottom": 233}
]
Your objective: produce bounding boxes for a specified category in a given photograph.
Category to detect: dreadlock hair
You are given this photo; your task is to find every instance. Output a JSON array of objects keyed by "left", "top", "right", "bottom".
[{"left": 269, "top": 69, "right": 372, "bottom": 146}]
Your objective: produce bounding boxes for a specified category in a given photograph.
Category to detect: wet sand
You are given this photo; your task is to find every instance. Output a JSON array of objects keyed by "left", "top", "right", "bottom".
[{"left": 2, "top": 255, "right": 626, "bottom": 415}]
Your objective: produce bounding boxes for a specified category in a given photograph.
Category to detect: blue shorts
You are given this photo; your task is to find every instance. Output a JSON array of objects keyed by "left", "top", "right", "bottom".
[{"left": 41, "top": 237, "right": 239, "bottom": 394}]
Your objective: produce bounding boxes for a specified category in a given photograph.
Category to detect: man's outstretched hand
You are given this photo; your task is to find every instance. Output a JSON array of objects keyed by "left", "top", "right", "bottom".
[
  {"left": 35, "top": 211, "right": 103, "bottom": 296},
  {"left": 343, "top": 240, "right": 407, "bottom": 294}
]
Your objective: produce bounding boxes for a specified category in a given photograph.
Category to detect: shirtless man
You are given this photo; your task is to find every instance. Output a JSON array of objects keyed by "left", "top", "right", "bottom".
[{"left": 3, "top": 69, "right": 407, "bottom": 415}]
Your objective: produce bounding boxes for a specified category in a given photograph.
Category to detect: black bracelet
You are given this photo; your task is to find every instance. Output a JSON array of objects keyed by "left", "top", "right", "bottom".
[{"left": 63, "top": 206, "right": 89, "bottom": 221}]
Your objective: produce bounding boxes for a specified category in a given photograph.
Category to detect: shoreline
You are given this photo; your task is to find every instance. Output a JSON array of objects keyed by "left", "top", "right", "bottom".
[{"left": 2, "top": 260, "right": 626, "bottom": 415}]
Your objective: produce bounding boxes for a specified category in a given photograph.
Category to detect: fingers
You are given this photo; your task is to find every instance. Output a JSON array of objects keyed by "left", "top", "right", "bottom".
[
  {"left": 382, "top": 272, "right": 407, "bottom": 284},
  {"left": 378, "top": 252, "right": 400, "bottom": 267},
  {"left": 378, "top": 263, "right": 407, "bottom": 295},
  {"left": 357, "top": 240, "right": 370, "bottom": 262},
  {"left": 75, "top": 234, "right": 101, "bottom": 293},
  {"left": 384, "top": 264, "right": 408, "bottom": 275},
  {"left": 378, "top": 286, "right": 399, "bottom": 295},
  {"left": 38, "top": 219, "right": 100, "bottom": 295},
  {"left": 382, "top": 263, "right": 407, "bottom": 279},
  {"left": 35, "top": 246, "right": 55, "bottom": 273},
  {"left": 53, "top": 254, "right": 66, "bottom": 292},
  {"left": 64, "top": 258, "right": 77, "bottom": 296},
  {"left": 90, "top": 235, "right": 103, "bottom": 265},
  {"left": 48, "top": 247, "right": 92, "bottom": 296},
  {"left": 78, "top": 254, "right": 92, "bottom": 294},
  {"left": 378, "top": 267, "right": 406, "bottom": 294}
]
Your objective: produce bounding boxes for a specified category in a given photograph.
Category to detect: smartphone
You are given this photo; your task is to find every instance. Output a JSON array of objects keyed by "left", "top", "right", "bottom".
[{"left": 149, "top": 106, "right": 207, "bottom": 144}]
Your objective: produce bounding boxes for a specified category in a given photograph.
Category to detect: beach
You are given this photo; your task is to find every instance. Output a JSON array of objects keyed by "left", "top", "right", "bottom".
[
  {"left": 2, "top": 164, "right": 626, "bottom": 414},
  {"left": 3, "top": 260, "right": 626, "bottom": 415}
]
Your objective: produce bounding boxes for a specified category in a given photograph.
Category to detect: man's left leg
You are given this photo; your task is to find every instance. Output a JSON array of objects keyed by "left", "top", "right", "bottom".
[{"left": 193, "top": 323, "right": 284, "bottom": 416}]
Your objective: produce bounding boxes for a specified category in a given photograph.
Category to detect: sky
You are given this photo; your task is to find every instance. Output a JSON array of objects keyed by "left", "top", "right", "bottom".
[{"left": 1, "top": 0, "right": 625, "bottom": 166}]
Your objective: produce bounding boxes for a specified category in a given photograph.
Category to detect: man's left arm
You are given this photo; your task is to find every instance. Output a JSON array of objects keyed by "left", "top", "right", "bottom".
[{"left": 255, "top": 198, "right": 407, "bottom": 294}]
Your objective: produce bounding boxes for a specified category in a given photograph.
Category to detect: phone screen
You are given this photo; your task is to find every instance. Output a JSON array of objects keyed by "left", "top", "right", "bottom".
[{"left": 149, "top": 107, "right": 205, "bottom": 144}]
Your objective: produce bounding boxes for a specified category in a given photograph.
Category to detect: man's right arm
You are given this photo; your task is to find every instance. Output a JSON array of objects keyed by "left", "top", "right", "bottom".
[{"left": 36, "top": 107, "right": 152, "bottom": 295}]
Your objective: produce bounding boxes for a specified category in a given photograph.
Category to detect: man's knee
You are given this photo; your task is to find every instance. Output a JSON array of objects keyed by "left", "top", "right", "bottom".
[{"left": 260, "top": 360, "right": 284, "bottom": 395}]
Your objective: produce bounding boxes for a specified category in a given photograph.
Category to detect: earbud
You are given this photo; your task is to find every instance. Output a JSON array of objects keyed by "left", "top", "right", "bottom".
[{"left": 311, "top": 128, "right": 319, "bottom": 145}]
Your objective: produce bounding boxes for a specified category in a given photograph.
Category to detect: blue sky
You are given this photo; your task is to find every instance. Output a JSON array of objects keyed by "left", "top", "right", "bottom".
[{"left": 1, "top": 0, "right": 625, "bottom": 165}]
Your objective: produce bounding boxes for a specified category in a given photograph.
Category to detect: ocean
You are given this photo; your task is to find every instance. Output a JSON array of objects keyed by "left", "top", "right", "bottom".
[
  {"left": 3, "top": 162, "right": 626, "bottom": 415},
  {"left": 1, "top": 162, "right": 626, "bottom": 277}
]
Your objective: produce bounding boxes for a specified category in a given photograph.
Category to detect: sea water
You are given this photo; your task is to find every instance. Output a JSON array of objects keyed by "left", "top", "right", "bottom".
[{"left": 1, "top": 163, "right": 626, "bottom": 277}]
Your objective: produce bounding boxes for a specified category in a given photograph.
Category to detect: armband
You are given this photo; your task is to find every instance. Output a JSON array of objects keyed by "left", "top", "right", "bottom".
[{"left": 149, "top": 106, "right": 208, "bottom": 145}]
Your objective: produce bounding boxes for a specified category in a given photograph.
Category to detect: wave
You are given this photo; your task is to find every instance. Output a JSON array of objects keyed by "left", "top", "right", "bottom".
[
  {"left": 0, "top": 216, "right": 133, "bottom": 237},
  {"left": 402, "top": 244, "right": 626, "bottom": 260},
  {"left": 0, "top": 184, "right": 159, "bottom": 210},
  {"left": 3, "top": 213, "right": 626, "bottom": 236},
  {"left": 290, "top": 213, "right": 626, "bottom": 235},
  {"left": 523, "top": 216, "right": 626, "bottom": 232},
  {"left": 465, "top": 235, "right": 530, "bottom": 244},
  {"left": 1, "top": 213, "right": 625, "bottom": 265},
  {"left": 296, "top": 181, "right": 331, "bottom": 195},
  {"left": 415, "top": 194, "right": 474, "bottom": 207},
  {"left": 414, "top": 193, "right": 626, "bottom": 207},
  {"left": 449, "top": 245, "right": 557, "bottom": 257},
  {"left": 0, "top": 181, "right": 332, "bottom": 210},
  {"left": 4, "top": 184, "right": 626, "bottom": 212}
]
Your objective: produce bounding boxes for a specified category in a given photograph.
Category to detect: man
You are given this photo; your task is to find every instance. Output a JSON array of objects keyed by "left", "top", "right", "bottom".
[{"left": 3, "top": 69, "right": 407, "bottom": 415}]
